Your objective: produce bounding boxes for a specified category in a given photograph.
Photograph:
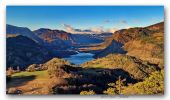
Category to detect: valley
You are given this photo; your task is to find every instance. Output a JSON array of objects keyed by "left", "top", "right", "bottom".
[{"left": 6, "top": 22, "right": 164, "bottom": 95}]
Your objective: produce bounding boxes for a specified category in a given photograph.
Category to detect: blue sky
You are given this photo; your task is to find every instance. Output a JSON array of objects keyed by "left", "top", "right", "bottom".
[{"left": 7, "top": 6, "right": 164, "bottom": 33}]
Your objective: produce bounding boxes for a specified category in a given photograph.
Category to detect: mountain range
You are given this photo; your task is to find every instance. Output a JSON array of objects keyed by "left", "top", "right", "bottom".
[
  {"left": 6, "top": 22, "right": 164, "bottom": 69},
  {"left": 6, "top": 24, "right": 112, "bottom": 69}
]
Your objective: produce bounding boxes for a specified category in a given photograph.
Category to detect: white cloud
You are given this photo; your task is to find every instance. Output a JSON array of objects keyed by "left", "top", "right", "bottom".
[
  {"left": 62, "top": 24, "right": 118, "bottom": 34},
  {"left": 107, "top": 28, "right": 118, "bottom": 33},
  {"left": 62, "top": 24, "right": 75, "bottom": 33},
  {"left": 90, "top": 27, "right": 105, "bottom": 34}
]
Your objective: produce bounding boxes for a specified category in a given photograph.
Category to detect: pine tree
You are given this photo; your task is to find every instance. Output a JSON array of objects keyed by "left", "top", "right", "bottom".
[{"left": 103, "top": 76, "right": 126, "bottom": 95}]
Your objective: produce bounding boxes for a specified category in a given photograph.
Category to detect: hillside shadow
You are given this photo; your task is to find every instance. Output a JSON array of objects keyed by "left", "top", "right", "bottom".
[
  {"left": 7, "top": 75, "right": 36, "bottom": 88},
  {"left": 53, "top": 67, "right": 137, "bottom": 94}
]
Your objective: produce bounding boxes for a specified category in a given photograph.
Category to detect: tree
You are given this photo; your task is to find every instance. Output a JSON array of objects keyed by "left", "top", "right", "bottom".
[
  {"left": 103, "top": 76, "right": 126, "bottom": 95},
  {"left": 115, "top": 76, "right": 126, "bottom": 94}
]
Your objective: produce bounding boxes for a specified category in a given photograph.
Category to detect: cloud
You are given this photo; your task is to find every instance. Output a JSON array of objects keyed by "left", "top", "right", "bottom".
[
  {"left": 107, "top": 28, "right": 118, "bottom": 33},
  {"left": 90, "top": 27, "right": 105, "bottom": 33},
  {"left": 62, "top": 24, "right": 118, "bottom": 34},
  {"left": 62, "top": 24, "right": 75, "bottom": 33},
  {"left": 62, "top": 24, "right": 91, "bottom": 34}
]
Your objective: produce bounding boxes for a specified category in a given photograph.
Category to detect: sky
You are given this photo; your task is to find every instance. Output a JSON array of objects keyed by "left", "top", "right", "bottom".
[{"left": 7, "top": 6, "right": 164, "bottom": 34}]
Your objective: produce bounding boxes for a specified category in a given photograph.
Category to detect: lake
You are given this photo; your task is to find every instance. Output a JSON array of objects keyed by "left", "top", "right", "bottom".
[{"left": 64, "top": 52, "right": 94, "bottom": 65}]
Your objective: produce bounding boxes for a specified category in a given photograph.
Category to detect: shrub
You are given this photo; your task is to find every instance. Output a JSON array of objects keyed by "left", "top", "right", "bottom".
[
  {"left": 123, "top": 70, "right": 164, "bottom": 95},
  {"left": 103, "top": 87, "right": 116, "bottom": 95},
  {"left": 26, "top": 64, "right": 36, "bottom": 72},
  {"left": 46, "top": 58, "right": 71, "bottom": 78},
  {"left": 48, "top": 64, "right": 66, "bottom": 78},
  {"left": 80, "top": 90, "right": 95, "bottom": 95}
]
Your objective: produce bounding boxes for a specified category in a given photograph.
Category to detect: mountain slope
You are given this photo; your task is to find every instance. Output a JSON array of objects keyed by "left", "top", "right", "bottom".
[
  {"left": 6, "top": 24, "right": 44, "bottom": 44},
  {"left": 124, "top": 28, "right": 164, "bottom": 68},
  {"left": 7, "top": 35, "right": 52, "bottom": 69},
  {"left": 34, "top": 28, "right": 74, "bottom": 50},
  {"left": 94, "top": 22, "right": 164, "bottom": 63}
]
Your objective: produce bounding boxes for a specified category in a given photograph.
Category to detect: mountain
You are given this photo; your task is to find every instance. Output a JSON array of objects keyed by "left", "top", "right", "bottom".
[
  {"left": 71, "top": 33, "right": 112, "bottom": 45},
  {"left": 93, "top": 40, "right": 126, "bottom": 58},
  {"left": 6, "top": 25, "right": 72, "bottom": 50},
  {"left": 34, "top": 28, "right": 73, "bottom": 41},
  {"left": 34, "top": 28, "right": 74, "bottom": 50},
  {"left": 111, "top": 28, "right": 151, "bottom": 44},
  {"left": 6, "top": 24, "right": 44, "bottom": 44},
  {"left": 34, "top": 28, "right": 112, "bottom": 50},
  {"left": 94, "top": 22, "right": 164, "bottom": 67},
  {"left": 6, "top": 35, "right": 52, "bottom": 70},
  {"left": 124, "top": 22, "right": 164, "bottom": 68},
  {"left": 94, "top": 27, "right": 152, "bottom": 58}
]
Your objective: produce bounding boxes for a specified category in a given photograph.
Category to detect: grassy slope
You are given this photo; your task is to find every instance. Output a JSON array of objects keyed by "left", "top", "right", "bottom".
[
  {"left": 7, "top": 70, "right": 52, "bottom": 94},
  {"left": 12, "top": 71, "right": 48, "bottom": 79}
]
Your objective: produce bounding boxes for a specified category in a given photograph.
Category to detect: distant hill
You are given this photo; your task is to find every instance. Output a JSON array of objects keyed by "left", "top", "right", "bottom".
[
  {"left": 34, "top": 28, "right": 112, "bottom": 48},
  {"left": 34, "top": 28, "right": 73, "bottom": 41},
  {"left": 6, "top": 24, "right": 44, "bottom": 44},
  {"left": 34, "top": 28, "right": 74, "bottom": 50},
  {"left": 7, "top": 25, "right": 72, "bottom": 50},
  {"left": 71, "top": 33, "right": 112, "bottom": 45}
]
